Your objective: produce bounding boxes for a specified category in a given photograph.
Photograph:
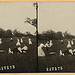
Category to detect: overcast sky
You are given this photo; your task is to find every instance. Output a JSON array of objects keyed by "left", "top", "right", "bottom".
[
  {"left": 0, "top": 2, "right": 36, "bottom": 34},
  {"left": 0, "top": 2, "right": 75, "bottom": 35},
  {"left": 39, "top": 2, "right": 75, "bottom": 35}
]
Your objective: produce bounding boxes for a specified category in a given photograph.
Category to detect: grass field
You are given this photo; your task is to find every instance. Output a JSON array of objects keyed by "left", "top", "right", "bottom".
[
  {"left": 0, "top": 37, "right": 37, "bottom": 73},
  {"left": 38, "top": 40, "right": 75, "bottom": 72},
  {"left": 38, "top": 56, "right": 75, "bottom": 72}
]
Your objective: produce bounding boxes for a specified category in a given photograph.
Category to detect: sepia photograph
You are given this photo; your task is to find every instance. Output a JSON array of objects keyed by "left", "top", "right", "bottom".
[
  {"left": 38, "top": 2, "right": 75, "bottom": 72},
  {"left": 0, "top": 2, "right": 37, "bottom": 73},
  {"left": 0, "top": 1, "right": 75, "bottom": 73}
]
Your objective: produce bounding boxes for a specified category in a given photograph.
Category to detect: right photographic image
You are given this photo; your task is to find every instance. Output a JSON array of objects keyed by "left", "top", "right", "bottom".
[{"left": 38, "top": 2, "right": 75, "bottom": 72}]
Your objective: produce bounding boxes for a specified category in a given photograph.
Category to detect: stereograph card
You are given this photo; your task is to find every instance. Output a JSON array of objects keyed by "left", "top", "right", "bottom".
[{"left": 0, "top": 1, "right": 74, "bottom": 74}]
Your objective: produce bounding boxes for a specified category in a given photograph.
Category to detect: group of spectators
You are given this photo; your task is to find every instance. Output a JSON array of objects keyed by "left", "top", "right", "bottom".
[
  {"left": 0, "top": 37, "right": 32, "bottom": 54},
  {"left": 38, "top": 39, "right": 75, "bottom": 57}
]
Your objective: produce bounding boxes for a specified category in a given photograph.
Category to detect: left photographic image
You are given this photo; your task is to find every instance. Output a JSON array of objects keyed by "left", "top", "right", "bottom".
[{"left": 0, "top": 2, "right": 37, "bottom": 73}]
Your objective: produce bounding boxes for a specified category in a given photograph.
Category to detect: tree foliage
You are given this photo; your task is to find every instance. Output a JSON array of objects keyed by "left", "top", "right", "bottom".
[
  {"left": 38, "top": 30, "right": 75, "bottom": 40},
  {"left": 0, "top": 28, "right": 34, "bottom": 38}
]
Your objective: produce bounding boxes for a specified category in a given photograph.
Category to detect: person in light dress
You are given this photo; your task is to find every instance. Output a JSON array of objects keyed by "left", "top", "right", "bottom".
[
  {"left": 38, "top": 43, "right": 45, "bottom": 57},
  {"left": 16, "top": 38, "right": 21, "bottom": 46},
  {"left": 28, "top": 38, "right": 32, "bottom": 45},
  {"left": 0, "top": 38, "right": 2, "bottom": 44}
]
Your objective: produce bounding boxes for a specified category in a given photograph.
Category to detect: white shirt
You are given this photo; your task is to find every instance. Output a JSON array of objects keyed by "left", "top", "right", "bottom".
[{"left": 22, "top": 45, "right": 28, "bottom": 50}]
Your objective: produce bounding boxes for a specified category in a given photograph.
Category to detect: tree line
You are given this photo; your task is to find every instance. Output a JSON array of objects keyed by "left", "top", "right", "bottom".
[
  {"left": 38, "top": 30, "right": 75, "bottom": 40},
  {"left": 0, "top": 28, "right": 74, "bottom": 39},
  {"left": 0, "top": 28, "right": 34, "bottom": 38}
]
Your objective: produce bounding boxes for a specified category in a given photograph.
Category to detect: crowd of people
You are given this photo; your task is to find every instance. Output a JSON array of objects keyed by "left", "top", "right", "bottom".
[
  {"left": 38, "top": 39, "right": 75, "bottom": 57},
  {"left": 0, "top": 37, "right": 32, "bottom": 54}
]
